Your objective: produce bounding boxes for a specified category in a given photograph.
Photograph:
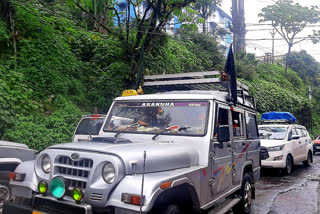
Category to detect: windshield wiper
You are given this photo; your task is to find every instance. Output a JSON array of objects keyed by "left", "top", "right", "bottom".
[
  {"left": 152, "top": 126, "right": 190, "bottom": 140},
  {"left": 114, "top": 123, "right": 140, "bottom": 138}
]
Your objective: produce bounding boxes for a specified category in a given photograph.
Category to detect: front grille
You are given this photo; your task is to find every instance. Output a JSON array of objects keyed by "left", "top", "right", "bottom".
[
  {"left": 54, "top": 156, "right": 93, "bottom": 189},
  {"left": 90, "top": 193, "right": 103, "bottom": 201}
]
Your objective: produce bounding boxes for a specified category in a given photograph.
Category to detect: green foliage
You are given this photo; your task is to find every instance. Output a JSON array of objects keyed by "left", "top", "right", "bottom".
[
  {"left": 0, "top": 64, "right": 38, "bottom": 136},
  {"left": 0, "top": 20, "right": 8, "bottom": 41},
  {"left": 286, "top": 50, "right": 320, "bottom": 84},
  {"left": 145, "top": 33, "right": 224, "bottom": 74},
  {"left": 235, "top": 52, "right": 259, "bottom": 81},
  {"left": 256, "top": 64, "right": 303, "bottom": 92},
  {"left": 145, "top": 39, "right": 204, "bottom": 74},
  {"left": 15, "top": 5, "right": 85, "bottom": 101},
  {"left": 244, "top": 79, "right": 310, "bottom": 116},
  {"left": 4, "top": 97, "right": 83, "bottom": 151}
]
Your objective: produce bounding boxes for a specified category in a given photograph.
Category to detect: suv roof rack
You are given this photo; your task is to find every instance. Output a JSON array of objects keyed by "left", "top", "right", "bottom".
[{"left": 143, "top": 71, "right": 255, "bottom": 108}]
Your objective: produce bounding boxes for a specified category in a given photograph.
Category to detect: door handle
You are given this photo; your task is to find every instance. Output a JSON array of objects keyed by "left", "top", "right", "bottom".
[
  {"left": 227, "top": 143, "right": 232, "bottom": 148},
  {"left": 299, "top": 141, "right": 301, "bottom": 144},
  {"left": 242, "top": 142, "right": 246, "bottom": 147}
]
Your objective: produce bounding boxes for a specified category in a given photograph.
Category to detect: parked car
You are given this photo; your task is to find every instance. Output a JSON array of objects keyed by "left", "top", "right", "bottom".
[
  {"left": 313, "top": 136, "right": 320, "bottom": 154},
  {"left": 0, "top": 140, "right": 36, "bottom": 210},
  {"left": 259, "top": 112, "right": 313, "bottom": 175},
  {"left": 4, "top": 71, "right": 260, "bottom": 214},
  {"left": 73, "top": 114, "right": 106, "bottom": 142}
]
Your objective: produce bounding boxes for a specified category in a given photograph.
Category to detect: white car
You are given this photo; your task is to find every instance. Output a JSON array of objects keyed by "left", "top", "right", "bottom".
[
  {"left": 72, "top": 114, "right": 106, "bottom": 142},
  {"left": 259, "top": 124, "right": 313, "bottom": 174}
]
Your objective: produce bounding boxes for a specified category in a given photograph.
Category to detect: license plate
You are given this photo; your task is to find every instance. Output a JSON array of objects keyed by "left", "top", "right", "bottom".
[
  {"left": 33, "top": 211, "right": 45, "bottom": 214},
  {"left": 316, "top": 146, "right": 320, "bottom": 149}
]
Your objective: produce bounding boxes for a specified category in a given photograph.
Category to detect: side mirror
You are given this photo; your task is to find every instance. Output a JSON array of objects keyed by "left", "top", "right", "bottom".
[
  {"left": 217, "top": 125, "right": 230, "bottom": 143},
  {"left": 291, "top": 135, "right": 300, "bottom": 140}
]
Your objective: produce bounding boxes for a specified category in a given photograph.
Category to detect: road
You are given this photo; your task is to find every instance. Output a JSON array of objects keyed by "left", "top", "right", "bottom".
[{"left": 252, "top": 154, "right": 320, "bottom": 214}]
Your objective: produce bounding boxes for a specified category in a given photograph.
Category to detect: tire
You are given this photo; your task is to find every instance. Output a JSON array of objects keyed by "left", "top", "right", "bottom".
[
  {"left": 160, "top": 204, "right": 181, "bottom": 214},
  {"left": 233, "top": 173, "right": 253, "bottom": 214},
  {"left": 0, "top": 181, "right": 10, "bottom": 209},
  {"left": 303, "top": 152, "right": 312, "bottom": 167},
  {"left": 284, "top": 155, "right": 293, "bottom": 175}
]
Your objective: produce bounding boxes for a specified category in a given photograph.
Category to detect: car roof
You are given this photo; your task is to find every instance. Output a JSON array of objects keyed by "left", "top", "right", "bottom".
[
  {"left": 258, "top": 124, "right": 307, "bottom": 129},
  {"left": 114, "top": 90, "right": 254, "bottom": 108}
]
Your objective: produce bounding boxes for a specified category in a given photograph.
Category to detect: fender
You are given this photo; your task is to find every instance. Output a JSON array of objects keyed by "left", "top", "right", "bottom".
[
  {"left": 10, "top": 160, "right": 38, "bottom": 199},
  {"left": 106, "top": 166, "right": 201, "bottom": 212}
]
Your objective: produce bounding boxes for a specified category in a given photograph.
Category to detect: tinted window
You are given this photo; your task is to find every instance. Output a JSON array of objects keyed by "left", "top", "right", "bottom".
[
  {"left": 75, "top": 118, "right": 105, "bottom": 135},
  {"left": 214, "top": 107, "right": 229, "bottom": 138},
  {"left": 295, "top": 128, "right": 303, "bottom": 137},
  {"left": 232, "top": 111, "right": 244, "bottom": 137},
  {"left": 301, "top": 129, "right": 307, "bottom": 137},
  {"left": 246, "top": 113, "right": 258, "bottom": 139},
  {"left": 288, "top": 128, "right": 297, "bottom": 140}
]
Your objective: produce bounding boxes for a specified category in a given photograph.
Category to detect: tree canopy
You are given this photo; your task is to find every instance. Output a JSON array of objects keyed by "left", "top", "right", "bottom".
[{"left": 258, "top": 0, "right": 320, "bottom": 74}]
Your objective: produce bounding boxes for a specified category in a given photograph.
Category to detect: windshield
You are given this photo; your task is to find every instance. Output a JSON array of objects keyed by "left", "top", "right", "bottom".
[
  {"left": 75, "top": 118, "right": 105, "bottom": 135},
  {"left": 103, "top": 101, "right": 209, "bottom": 136},
  {"left": 258, "top": 127, "right": 288, "bottom": 140}
]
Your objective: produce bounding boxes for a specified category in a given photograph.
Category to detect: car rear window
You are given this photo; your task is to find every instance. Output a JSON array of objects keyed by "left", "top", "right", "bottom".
[{"left": 75, "top": 118, "right": 105, "bottom": 135}]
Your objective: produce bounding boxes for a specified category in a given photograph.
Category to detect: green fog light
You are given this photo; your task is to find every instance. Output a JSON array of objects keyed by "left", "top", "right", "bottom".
[
  {"left": 38, "top": 180, "right": 48, "bottom": 194},
  {"left": 72, "top": 188, "right": 83, "bottom": 202},
  {"left": 50, "top": 177, "right": 66, "bottom": 199}
]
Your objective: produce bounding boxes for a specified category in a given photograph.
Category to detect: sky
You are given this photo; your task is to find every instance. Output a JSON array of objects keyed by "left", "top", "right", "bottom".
[{"left": 220, "top": 0, "right": 320, "bottom": 62}]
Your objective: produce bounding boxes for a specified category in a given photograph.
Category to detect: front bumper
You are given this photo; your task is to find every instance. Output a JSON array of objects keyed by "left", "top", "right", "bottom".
[
  {"left": 261, "top": 151, "right": 286, "bottom": 168},
  {"left": 3, "top": 195, "right": 92, "bottom": 214},
  {"left": 313, "top": 144, "right": 320, "bottom": 153}
]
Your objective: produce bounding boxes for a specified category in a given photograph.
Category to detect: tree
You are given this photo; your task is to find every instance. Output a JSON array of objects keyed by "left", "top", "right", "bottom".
[
  {"left": 286, "top": 50, "right": 320, "bottom": 85},
  {"left": 193, "top": 0, "right": 222, "bottom": 34},
  {"left": 71, "top": 0, "right": 196, "bottom": 88},
  {"left": 0, "top": 0, "right": 17, "bottom": 68},
  {"left": 258, "top": 0, "right": 320, "bottom": 75}
]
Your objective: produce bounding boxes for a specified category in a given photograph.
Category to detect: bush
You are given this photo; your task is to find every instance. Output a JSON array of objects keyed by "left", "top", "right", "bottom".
[
  {"left": 0, "top": 64, "right": 37, "bottom": 137},
  {"left": 4, "top": 97, "right": 83, "bottom": 151}
]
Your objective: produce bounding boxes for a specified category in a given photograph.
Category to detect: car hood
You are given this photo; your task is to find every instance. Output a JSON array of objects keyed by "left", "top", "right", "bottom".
[
  {"left": 0, "top": 140, "right": 29, "bottom": 149},
  {"left": 48, "top": 140, "right": 199, "bottom": 174},
  {"left": 260, "top": 139, "right": 286, "bottom": 147}
]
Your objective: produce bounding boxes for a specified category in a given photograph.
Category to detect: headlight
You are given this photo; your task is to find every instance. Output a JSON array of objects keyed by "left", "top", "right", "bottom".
[
  {"left": 102, "top": 162, "right": 116, "bottom": 184},
  {"left": 41, "top": 155, "right": 51, "bottom": 173},
  {"left": 267, "top": 145, "right": 284, "bottom": 152}
]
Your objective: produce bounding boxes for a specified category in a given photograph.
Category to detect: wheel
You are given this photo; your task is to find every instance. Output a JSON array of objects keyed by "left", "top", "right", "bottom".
[
  {"left": 160, "top": 204, "right": 181, "bottom": 214},
  {"left": 233, "top": 173, "right": 253, "bottom": 214},
  {"left": 284, "top": 155, "right": 293, "bottom": 175},
  {"left": 0, "top": 182, "right": 11, "bottom": 209},
  {"left": 303, "top": 152, "right": 312, "bottom": 167}
]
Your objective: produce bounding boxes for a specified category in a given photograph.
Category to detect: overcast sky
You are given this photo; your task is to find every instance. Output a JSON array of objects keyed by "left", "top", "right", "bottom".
[{"left": 220, "top": 0, "right": 320, "bottom": 62}]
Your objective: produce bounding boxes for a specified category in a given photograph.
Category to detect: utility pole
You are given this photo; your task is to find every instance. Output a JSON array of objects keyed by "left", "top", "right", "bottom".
[
  {"left": 232, "top": 0, "right": 246, "bottom": 58},
  {"left": 270, "top": 28, "right": 276, "bottom": 64}
]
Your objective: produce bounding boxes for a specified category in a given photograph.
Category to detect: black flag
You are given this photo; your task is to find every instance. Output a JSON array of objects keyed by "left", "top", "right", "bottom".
[{"left": 224, "top": 45, "right": 237, "bottom": 105}]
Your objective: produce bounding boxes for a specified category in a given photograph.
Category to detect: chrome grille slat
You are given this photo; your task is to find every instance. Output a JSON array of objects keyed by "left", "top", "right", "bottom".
[
  {"left": 90, "top": 193, "right": 103, "bottom": 201},
  {"left": 54, "top": 156, "right": 93, "bottom": 189}
]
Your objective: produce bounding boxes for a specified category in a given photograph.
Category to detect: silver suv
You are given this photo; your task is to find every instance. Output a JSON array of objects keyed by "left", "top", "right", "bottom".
[{"left": 4, "top": 72, "right": 260, "bottom": 214}]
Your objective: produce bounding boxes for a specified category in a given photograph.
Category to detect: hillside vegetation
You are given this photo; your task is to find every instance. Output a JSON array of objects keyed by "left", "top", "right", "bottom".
[{"left": 0, "top": 1, "right": 318, "bottom": 150}]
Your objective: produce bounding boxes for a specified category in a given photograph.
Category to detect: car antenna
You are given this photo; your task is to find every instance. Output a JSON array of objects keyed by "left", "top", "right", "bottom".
[{"left": 140, "top": 151, "right": 146, "bottom": 214}]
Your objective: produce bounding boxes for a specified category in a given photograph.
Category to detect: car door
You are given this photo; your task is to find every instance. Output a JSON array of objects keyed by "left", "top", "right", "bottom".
[
  {"left": 287, "top": 127, "right": 300, "bottom": 162},
  {"left": 299, "top": 128, "right": 309, "bottom": 160},
  {"left": 295, "top": 128, "right": 305, "bottom": 161},
  {"left": 211, "top": 104, "right": 233, "bottom": 200},
  {"left": 231, "top": 108, "right": 247, "bottom": 186}
]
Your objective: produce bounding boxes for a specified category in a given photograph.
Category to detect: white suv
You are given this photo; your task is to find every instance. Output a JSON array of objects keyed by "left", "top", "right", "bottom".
[
  {"left": 72, "top": 114, "right": 106, "bottom": 142},
  {"left": 259, "top": 124, "right": 313, "bottom": 174}
]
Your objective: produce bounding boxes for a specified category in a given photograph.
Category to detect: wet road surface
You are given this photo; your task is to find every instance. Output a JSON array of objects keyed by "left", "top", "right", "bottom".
[{"left": 252, "top": 154, "right": 320, "bottom": 214}]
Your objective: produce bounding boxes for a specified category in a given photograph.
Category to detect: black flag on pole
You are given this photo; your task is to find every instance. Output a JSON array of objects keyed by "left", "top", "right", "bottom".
[{"left": 224, "top": 44, "right": 237, "bottom": 105}]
